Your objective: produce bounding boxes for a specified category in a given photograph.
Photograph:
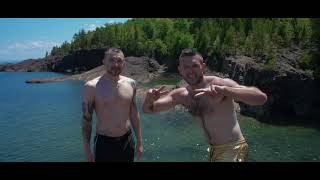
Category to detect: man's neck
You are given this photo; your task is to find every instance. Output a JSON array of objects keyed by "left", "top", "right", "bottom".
[
  {"left": 189, "top": 76, "right": 207, "bottom": 90},
  {"left": 103, "top": 72, "right": 120, "bottom": 83}
]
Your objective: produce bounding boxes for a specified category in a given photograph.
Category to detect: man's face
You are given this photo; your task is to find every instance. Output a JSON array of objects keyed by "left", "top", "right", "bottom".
[
  {"left": 103, "top": 53, "right": 125, "bottom": 76},
  {"left": 178, "top": 56, "right": 205, "bottom": 86}
]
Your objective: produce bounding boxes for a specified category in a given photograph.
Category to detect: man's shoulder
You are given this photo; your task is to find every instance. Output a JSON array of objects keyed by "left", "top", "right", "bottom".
[
  {"left": 84, "top": 76, "right": 101, "bottom": 88},
  {"left": 120, "top": 75, "right": 135, "bottom": 82},
  {"left": 120, "top": 75, "right": 137, "bottom": 86},
  {"left": 205, "top": 75, "right": 220, "bottom": 81},
  {"left": 205, "top": 75, "right": 225, "bottom": 84},
  {"left": 206, "top": 75, "right": 238, "bottom": 86}
]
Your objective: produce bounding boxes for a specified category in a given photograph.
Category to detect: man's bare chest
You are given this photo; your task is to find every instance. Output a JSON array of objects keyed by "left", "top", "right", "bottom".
[
  {"left": 95, "top": 83, "right": 133, "bottom": 106},
  {"left": 182, "top": 93, "right": 225, "bottom": 117}
]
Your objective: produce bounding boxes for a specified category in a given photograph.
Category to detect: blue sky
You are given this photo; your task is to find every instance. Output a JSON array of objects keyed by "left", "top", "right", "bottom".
[{"left": 0, "top": 18, "right": 129, "bottom": 63}]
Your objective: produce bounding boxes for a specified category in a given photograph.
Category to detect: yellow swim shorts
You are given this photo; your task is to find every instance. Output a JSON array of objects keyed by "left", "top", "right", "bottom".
[{"left": 208, "top": 138, "right": 248, "bottom": 162}]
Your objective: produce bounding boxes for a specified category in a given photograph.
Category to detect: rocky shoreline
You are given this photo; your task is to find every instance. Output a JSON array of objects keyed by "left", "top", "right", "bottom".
[{"left": 2, "top": 47, "right": 319, "bottom": 122}]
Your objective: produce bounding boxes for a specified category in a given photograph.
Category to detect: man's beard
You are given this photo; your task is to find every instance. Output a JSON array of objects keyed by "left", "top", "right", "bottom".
[
  {"left": 107, "top": 68, "right": 121, "bottom": 76},
  {"left": 183, "top": 74, "right": 204, "bottom": 86}
]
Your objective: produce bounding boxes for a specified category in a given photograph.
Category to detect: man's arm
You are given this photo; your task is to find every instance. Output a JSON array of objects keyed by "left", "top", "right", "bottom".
[
  {"left": 129, "top": 82, "right": 143, "bottom": 160},
  {"left": 214, "top": 77, "right": 267, "bottom": 106},
  {"left": 142, "top": 87, "right": 182, "bottom": 114},
  {"left": 82, "top": 84, "right": 95, "bottom": 162}
]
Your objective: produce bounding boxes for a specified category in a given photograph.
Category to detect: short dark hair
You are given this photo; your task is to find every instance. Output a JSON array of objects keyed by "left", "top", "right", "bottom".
[
  {"left": 104, "top": 47, "right": 124, "bottom": 59},
  {"left": 179, "top": 48, "right": 204, "bottom": 63}
]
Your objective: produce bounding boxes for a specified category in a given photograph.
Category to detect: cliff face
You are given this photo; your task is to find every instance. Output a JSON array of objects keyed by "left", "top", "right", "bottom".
[
  {"left": 0, "top": 48, "right": 106, "bottom": 73},
  {"left": 25, "top": 56, "right": 164, "bottom": 85},
  {"left": 50, "top": 48, "right": 106, "bottom": 73},
  {"left": 67, "top": 56, "right": 163, "bottom": 84},
  {"left": 220, "top": 54, "right": 319, "bottom": 122},
  {"left": 1, "top": 47, "right": 162, "bottom": 75},
  {"left": 0, "top": 56, "right": 60, "bottom": 72}
]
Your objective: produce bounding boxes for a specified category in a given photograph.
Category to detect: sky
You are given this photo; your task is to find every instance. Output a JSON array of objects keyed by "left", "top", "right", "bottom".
[{"left": 0, "top": 18, "right": 129, "bottom": 63}]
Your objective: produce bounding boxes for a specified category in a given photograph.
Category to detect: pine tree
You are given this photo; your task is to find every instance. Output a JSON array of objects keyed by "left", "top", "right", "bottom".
[{"left": 223, "top": 26, "right": 237, "bottom": 55}]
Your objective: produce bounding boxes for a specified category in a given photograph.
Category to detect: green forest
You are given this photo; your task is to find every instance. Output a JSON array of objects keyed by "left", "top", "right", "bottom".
[{"left": 48, "top": 18, "right": 320, "bottom": 78}]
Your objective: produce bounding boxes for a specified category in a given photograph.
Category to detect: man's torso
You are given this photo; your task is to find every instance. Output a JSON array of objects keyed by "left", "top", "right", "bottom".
[
  {"left": 178, "top": 76, "right": 244, "bottom": 145},
  {"left": 89, "top": 75, "right": 135, "bottom": 137}
]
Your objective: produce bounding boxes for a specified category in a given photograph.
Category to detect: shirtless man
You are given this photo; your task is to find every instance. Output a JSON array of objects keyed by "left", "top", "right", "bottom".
[
  {"left": 82, "top": 47, "right": 143, "bottom": 162},
  {"left": 143, "top": 48, "right": 267, "bottom": 162}
]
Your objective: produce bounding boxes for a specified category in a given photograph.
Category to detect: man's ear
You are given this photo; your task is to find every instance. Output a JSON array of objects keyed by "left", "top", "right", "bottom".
[
  {"left": 201, "top": 63, "right": 206, "bottom": 72},
  {"left": 178, "top": 64, "right": 182, "bottom": 74}
]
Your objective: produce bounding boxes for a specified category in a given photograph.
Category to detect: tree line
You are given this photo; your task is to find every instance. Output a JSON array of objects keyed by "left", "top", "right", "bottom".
[{"left": 48, "top": 18, "right": 319, "bottom": 77}]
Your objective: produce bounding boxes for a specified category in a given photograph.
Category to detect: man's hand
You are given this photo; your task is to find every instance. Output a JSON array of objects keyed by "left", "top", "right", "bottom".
[
  {"left": 192, "top": 84, "right": 226, "bottom": 98},
  {"left": 143, "top": 85, "right": 178, "bottom": 114},
  {"left": 136, "top": 143, "right": 143, "bottom": 161},
  {"left": 86, "top": 151, "right": 95, "bottom": 162},
  {"left": 145, "top": 86, "right": 170, "bottom": 103},
  {"left": 213, "top": 85, "right": 226, "bottom": 94},
  {"left": 85, "top": 148, "right": 95, "bottom": 162},
  {"left": 84, "top": 144, "right": 95, "bottom": 162}
]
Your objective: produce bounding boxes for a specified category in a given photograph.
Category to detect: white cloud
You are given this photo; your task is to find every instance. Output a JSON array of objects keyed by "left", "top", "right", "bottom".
[
  {"left": 0, "top": 40, "right": 60, "bottom": 61},
  {"left": 82, "top": 23, "right": 106, "bottom": 31},
  {"left": 106, "top": 19, "right": 128, "bottom": 24},
  {"left": 84, "top": 24, "right": 98, "bottom": 31},
  {"left": 104, "top": 20, "right": 123, "bottom": 26},
  {"left": 81, "top": 19, "right": 129, "bottom": 31},
  {"left": 8, "top": 41, "right": 60, "bottom": 50},
  {"left": 8, "top": 42, "right": 28, "bottom": 49},
  {"left": 107, "top": 20, "right": 115, "bottom": 24}
]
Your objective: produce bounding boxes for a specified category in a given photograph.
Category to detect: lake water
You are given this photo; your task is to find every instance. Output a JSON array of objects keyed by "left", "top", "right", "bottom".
[{"left": 0, "top": 72, "right": 319, "bottom": 162}]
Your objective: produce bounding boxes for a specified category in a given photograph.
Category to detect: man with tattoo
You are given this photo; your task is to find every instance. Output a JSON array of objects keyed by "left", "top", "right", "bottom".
[
  {"left": 82, "top": 47, "right": 143, "bottom": 162},
  {"left": 143, "top": 48, "right": 267, "bottom": 162}
]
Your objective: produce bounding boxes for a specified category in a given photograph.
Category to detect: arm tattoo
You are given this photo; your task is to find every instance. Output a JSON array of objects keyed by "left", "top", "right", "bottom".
[
  {"left": 82, "top": 101, "right": 94, "bottom": 144},
  {"left": 129, "top": 79, "right": 137, "bottom": 104},
  {"left": 82, "top": 101, "right": 94, "bottom": 121}
]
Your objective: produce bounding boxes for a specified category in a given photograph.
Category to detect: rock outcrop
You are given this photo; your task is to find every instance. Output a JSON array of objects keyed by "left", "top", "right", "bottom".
[
  {"left": 0, "top": 56, "right": 61, "bottom": 72},
  {"left": 50, "top": 48, "right": 106, "bottom": 73},
  {"left": 25, "top": 56, "right": 164, "bottom": 84},
  {"left": 219, "top": 54, "right": 319, "bottom": 121}
]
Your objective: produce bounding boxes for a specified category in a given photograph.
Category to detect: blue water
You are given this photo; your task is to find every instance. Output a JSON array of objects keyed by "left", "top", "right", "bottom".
[
  {"left": 0, "top": 72, "right": 319, "bottom": 162},
  {"left": 0, "top": 72, "right": 85, "bottom": 161}
]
